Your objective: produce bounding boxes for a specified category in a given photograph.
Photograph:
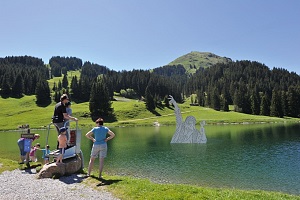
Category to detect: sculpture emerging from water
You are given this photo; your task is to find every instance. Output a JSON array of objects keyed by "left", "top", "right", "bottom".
[{"left": 169, "top": 95, "right": 207, "bottom": 144}]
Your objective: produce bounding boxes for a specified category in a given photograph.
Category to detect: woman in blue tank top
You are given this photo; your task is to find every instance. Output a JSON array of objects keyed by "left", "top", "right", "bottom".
[{"left": 85, "top": 118, "right": 115, "bottom": 179}]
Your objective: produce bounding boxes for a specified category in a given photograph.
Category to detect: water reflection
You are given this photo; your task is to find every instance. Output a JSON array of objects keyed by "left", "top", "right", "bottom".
[{"left": 1, "top": 123, "right": 300, "bottom": 195}]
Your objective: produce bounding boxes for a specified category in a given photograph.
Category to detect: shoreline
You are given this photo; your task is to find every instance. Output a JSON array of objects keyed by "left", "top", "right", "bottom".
[{"left": 1, "top": 120, "right": 299, "bottom": 132}]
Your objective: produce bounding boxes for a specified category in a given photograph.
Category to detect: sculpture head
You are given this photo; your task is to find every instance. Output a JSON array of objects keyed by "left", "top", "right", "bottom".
[{"left": 184, "top": 116, "right": 196, "bottom": 130}]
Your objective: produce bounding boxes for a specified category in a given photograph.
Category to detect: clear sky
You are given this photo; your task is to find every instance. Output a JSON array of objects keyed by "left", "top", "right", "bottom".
[{"left": 1, "top": 0, "right": 299, "bottom": 74}]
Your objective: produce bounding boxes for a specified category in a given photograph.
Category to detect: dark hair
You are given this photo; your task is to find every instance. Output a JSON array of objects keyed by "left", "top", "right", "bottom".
[
  {"left": 95, "top": 118, "right": 104, "bottom": 125},
  {"left": 60, "top": 94, "right": 69, "bottom": 101}
]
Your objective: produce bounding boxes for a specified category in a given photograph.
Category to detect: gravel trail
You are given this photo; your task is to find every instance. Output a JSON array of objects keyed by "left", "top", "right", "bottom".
[{"left": 0, "top": 169, "right": 119, "bottom": 200}]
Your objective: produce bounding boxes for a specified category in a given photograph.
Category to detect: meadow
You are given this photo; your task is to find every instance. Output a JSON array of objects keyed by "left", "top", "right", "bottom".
[{"left": 0, "top": 94, "right": 298, "bottom": 131}]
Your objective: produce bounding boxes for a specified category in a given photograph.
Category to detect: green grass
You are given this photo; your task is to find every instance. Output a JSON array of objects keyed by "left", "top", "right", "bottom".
[
  {"left": 47, "top": 70, "right": 81, "bottom": 90},
  {"left": 0, "top": 158, "right": 20, "bottom": 173},
  {"left": 0, "top": 95, "right": 299, "bottom": 130},
  {"left": 83, "top": 174, "right": 300, "bottom": 200},
  {"left": 0, "top": 159, "right": 299, "bottom": 199}
]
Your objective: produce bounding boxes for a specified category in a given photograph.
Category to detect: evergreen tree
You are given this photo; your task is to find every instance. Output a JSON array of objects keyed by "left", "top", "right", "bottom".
[
  {"left": 1, "top": 75, "right": 11, "bottom": 97},
  {"left": 89, "top": 78, "right": 113, "bottom": 117},
  {"left": 270, "top": 89, "right": 283, "bottom": 117},
  {"left": 220, "top": 94, "right": 229, "bottom": 111},
  {"left": 233, "top": 89, "right": 242, "bottom": 112},
  {"left": 145, "top": 85, "right": 155, "bottom": 110},
  {"left": 52, "top": 82, "right": 57, "bottom": 91},
  {"left": 260, "top": 93, "right": 270, "bottom": 116},
  {"left": 58, "top": 80, "right": 62, "bottom": 90},
  {"left": 197, "top": 89, "right": 205, "bottom": 107},
  {"left": 164, "top": 95, "right": 170, "bottom": 107},
  {"left": 250, "top": 87, "right": 260, "bottom": 115},
  {"left": 78, "top": 76, "right": 92, "bottom": 102},
  {"left": 11, "top": 74, "right": 24, "bottom": 98},
  {"left": 35, "top": 80, "right": 51, "bottom": 106},
  {"left": 281, "top": 91, "right": 287, "bottom": 116},
  {"left": 62, "top": 74, "right": 68, "bottom": 89},
  {"left": 211, "top": 88, "right": 220, "bottom": 111},
  {"left": 287, "top": 86, "right": 299, "bottom": 117},
  {"left": 70, "top": 76, "right": 79, "bottom": 99}
]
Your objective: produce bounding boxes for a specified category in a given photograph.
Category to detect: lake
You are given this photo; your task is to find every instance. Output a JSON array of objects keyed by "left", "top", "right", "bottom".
[{"left": 1, "top": 123, "right": 300, "bottom": 195}]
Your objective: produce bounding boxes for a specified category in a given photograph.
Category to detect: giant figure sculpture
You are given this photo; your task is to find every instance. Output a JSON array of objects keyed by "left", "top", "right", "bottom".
[{"left": 169, "top": 95, "right": 207, "bottom": 144}]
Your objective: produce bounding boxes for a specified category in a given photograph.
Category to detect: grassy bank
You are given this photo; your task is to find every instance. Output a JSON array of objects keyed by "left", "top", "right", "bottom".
[
  {"left": 1, "top": 158, "right": 299, "bottom": 199},
  {"left": 0, "top": 95, "right": 299, "bottom": 131}
]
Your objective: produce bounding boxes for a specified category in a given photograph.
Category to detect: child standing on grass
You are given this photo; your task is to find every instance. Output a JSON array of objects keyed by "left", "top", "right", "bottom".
[
  {"left": 29, "top": 143, "right": 40, "bottom": 162},
  {"left": 56, "top": 127, "right": 67, "bottom": 164},
  {"left": 41, "top": 145, "right": 51, "bottom": 164}
]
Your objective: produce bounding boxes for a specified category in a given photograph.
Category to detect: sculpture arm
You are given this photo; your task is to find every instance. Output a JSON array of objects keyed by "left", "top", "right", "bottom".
[{"left": 168, "top": 95, "right": 182, "bottom": 124}]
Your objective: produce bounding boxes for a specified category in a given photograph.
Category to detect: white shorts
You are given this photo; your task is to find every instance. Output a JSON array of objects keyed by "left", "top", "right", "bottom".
[{"left": 90, "top": 144, "right": 107, "bottom": 158}]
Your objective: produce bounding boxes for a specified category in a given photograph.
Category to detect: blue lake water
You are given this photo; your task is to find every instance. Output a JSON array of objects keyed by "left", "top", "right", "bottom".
[{"left": 1, "top": 123, "right": 300, "bottom": 195}]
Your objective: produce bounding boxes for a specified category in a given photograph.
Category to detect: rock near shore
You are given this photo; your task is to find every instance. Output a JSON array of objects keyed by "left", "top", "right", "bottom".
[{"left": 37, "top": 154, "right": 83, "bottom": 179}]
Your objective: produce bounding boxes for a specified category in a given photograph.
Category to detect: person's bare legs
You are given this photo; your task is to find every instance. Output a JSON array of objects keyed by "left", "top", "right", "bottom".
[
  {"left": 88, "top": 157, "right": 95, "bottom": 176},
  {"left": 56, "top": 154, "right": 63, "bottom": 164},
  {"left": 99, "top": 157, "right": 105, "bottom": 179}
]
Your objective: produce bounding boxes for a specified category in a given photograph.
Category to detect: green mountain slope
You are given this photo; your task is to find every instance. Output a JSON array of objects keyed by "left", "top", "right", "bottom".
[{"left": 168, "top": 51, "right": 232, "bottom": 74}]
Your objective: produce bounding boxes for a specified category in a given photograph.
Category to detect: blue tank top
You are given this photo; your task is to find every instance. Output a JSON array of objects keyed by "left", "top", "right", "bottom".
[{"left": 91, "top": 126, "right": 109, "bottom": 145}]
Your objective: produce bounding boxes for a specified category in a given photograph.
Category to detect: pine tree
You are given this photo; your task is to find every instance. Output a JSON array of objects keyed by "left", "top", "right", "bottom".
[
  {"left": 1, "top": 75, "right": 11, "bottom": 97},
  {"left": 89, "top": 78, "right": 113, "bottom": 117},
  {"left": 70, "top": 76, "right": 79, "bottom": 99},
  {"left": 35, "top": 80, "right": 51, "bottom": 106},
  {"left": 211, "top": 88, "right": 220, "bottom": 111},
  {"left": 62, "top": 74, "right": 68, "bottom": 89},
  {"left": 287, "top": 86, "right": 299, "bottom": 117},
  {"left": 58, "top": 80, "right": 62, "bottom": 90},
  {"left": 260, "top": 93, "right": 270, "bottom": 116},
  {"left": 145, "top": 85, "right": 155, "bottom": 111},
  {"left": 281, "top": 91, "right": 287, "bottom": 116},
  {"left": 11, "top": 74, "right": 24, "bottom": 98},
  {"left": 52, "top": 82, "right": 57, "bottom": 92},
  {"left": 270, "top": 89, "right": 283, "bottom": 117},
  {"left": 250, "top": 87, "right": 260, "bottom": 115}
]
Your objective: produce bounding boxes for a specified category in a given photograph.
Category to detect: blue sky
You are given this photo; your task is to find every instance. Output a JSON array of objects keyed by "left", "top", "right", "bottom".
[{"left": 1, "top": 0, "right": 299, "bottom": 74}]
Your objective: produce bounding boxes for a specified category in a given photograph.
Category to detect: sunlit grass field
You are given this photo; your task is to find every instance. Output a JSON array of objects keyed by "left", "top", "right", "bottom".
[{"left": 0, "top": 94, "right": 299, "bottom": 131}]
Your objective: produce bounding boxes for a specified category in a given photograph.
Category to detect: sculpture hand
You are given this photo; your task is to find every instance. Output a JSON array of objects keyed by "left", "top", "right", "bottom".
[{"left": 168, "top": 95, "right": 176, "bottom": 105}]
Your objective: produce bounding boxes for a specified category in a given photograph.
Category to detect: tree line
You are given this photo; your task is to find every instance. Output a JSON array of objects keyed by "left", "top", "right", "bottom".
[{"left": 1, "top": 56, "right": 300, "bottom": 119}]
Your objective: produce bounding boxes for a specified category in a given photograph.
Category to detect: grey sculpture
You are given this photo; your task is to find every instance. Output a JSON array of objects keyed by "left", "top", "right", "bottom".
[{"left": 169, "top": 95, "right": 207, "bottom": 144}]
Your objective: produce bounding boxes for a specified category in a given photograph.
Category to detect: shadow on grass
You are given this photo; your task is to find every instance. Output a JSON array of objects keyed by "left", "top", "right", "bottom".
[
  {"left": 149, "top": 109, "right": 161, "bottom": 116},
  {"left": 89, "top": 175, "right": 122, "bottom": 186},
  {"left": 19, "top": 163, "right": 42, "bottom": 174}
]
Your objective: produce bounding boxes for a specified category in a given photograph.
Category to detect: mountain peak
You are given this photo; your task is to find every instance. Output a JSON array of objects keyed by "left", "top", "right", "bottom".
[{"left": 168, "top": 51, "right": 232, "bottom": 74}]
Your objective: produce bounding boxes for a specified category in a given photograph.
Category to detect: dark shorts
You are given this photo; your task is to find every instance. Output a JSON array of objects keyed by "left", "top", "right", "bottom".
[
  {"left": 59, "top": 148, "right": 65, "bottom": 154},
  {"left": 54, "top": 122, "right": 64, "bottom": 134}
]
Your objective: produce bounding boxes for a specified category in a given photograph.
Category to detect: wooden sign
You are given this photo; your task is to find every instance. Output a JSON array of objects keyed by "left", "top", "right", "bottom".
[{"left": 21, "top": 133, "right": 35, "bottom": 139}]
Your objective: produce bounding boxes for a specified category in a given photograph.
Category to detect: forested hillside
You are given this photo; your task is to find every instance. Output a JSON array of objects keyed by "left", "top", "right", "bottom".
[{"left": 0, "top": 54, "right": 299, "bottom": 119}]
